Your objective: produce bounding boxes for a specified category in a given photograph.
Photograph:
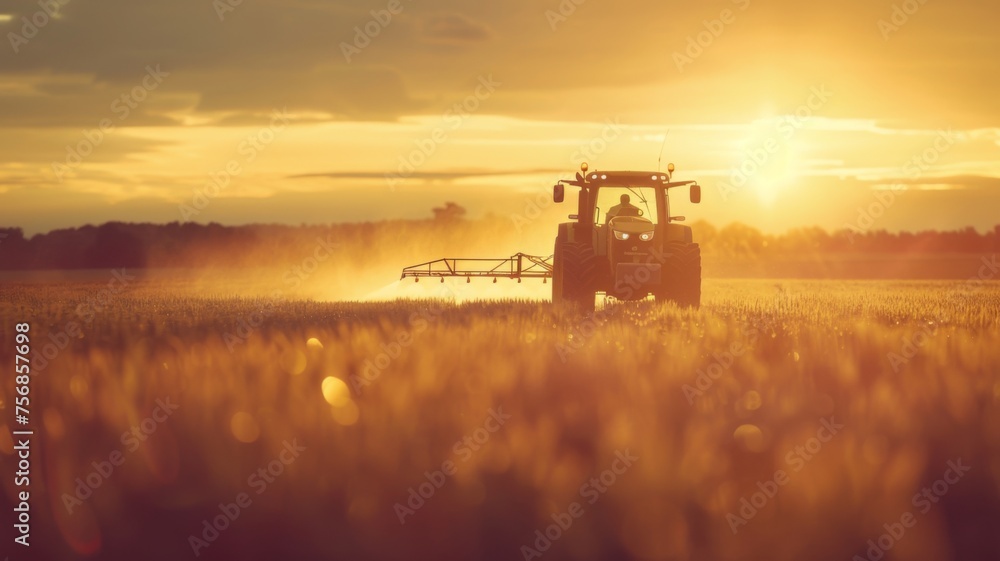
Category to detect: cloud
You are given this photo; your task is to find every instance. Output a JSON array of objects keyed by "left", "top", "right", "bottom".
[
  {"left": 863, "top": 175, "right": 1000, "bottom": 191},
  {"left": 420, "top": 14, "right": 492, "bottom": 45},
  {"left": 1, "top": 0, "right": 999, "bottom": 126},
  {"left": 291, "top": 168, "right": 561, "bottom": 182},
  {"left": 2, "top": 0, "right": 1000, "bottom": 235}
]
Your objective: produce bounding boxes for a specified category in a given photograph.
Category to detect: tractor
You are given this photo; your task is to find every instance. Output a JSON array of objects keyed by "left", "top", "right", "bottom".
[
  {"left": 550, "top": 163, "right": 702, "bottom": 311},
  {"left": 400, "top": 162, "right": 702, "bottom": 311}
]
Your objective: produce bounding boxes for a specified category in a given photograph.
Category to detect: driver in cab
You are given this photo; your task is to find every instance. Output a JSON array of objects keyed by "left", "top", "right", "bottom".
[{"left": 606, "top": 194, "right": 641, "bottom": 224}]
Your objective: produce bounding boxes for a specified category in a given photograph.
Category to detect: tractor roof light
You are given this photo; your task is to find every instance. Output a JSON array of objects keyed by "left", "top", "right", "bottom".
[
  {"left": 581, "top": 162, "right": 589, "bottom": 172},
  {"left": 667, "top": 163, "right": 675, "bottom": 173},
  {"left": 584, "top": 171, "right": 679, "bottom": 186}
]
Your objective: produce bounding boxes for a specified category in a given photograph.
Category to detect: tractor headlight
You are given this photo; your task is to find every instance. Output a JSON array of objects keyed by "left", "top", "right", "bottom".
[
  {"left": 639, "top": 231, "right": 654, "bottom": 241},
  {"left": 614, "top": 231, "right": 630, "bottom": 241}
]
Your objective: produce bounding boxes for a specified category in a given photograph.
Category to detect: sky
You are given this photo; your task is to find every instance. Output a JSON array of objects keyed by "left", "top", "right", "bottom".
[{"left": 0, "top": 0, "right": 998, "bottom": 236}]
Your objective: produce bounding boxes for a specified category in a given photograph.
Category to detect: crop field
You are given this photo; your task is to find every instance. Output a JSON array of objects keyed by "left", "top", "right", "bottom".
[{"left": 1, "top": 278, "right": 999, "bottom": 561}]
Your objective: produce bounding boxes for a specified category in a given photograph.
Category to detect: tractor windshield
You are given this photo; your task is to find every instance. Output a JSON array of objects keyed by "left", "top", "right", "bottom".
[{"left": 593, "top": 187, "right": 656, "bottom": 226}]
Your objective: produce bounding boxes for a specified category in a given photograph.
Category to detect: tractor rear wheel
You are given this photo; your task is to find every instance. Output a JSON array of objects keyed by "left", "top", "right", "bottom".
[
  {"left": 552, "top": 240, "right": 598, "bottom": 312},
  {"left": 656, "top": 242, "right": 701, "bottom": 309}
]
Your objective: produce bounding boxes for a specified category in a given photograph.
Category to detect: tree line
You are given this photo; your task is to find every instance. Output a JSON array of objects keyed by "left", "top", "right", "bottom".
[{"left": 0, "top": 219, "right": 997, "bottom": 270}]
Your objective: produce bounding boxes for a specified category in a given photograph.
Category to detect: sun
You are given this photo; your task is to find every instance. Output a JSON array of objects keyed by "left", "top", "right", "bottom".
[
  {"left": 737, "top": 118, "right": 807, "bottom": 206},
  {"left": 746, "top": 141, "right": 803, "bottom": 206}
]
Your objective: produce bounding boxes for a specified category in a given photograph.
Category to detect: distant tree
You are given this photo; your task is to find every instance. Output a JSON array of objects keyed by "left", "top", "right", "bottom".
[
  {"left": 433, "top": 202, "right": 467, "bottom": 222},
  {"left": 690, "top": 220, "right": 717, "bottom": 248},
  {"left": 717, "top": 223, "right": 765, "bottom": 257},
  {"left": 0, "top": 228, "right": 28, "bottom": 269},
  {"left": 86, "top": 223, "right": 147, "bottom": 268}
]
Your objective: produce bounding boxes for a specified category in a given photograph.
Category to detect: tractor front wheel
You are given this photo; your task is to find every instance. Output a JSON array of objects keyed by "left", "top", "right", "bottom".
[
  {"left": 552, "top": 240, "right": 598, "bottom": 313},
  {"left": 656, "top": 242, "right": 701, "bottom": 309}
]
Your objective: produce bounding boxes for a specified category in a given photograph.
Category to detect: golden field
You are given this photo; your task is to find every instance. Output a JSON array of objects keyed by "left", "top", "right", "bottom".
[{"left": 1, "top": 278, "right": 999, "bottom": 561}]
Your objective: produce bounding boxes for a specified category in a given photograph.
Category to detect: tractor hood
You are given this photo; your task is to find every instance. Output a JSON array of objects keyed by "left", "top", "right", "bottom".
[{"left": 609, "top": 217, "right": 654, "bottom": 234}]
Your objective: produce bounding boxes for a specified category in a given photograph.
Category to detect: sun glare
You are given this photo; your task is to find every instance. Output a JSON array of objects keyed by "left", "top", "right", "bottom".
[{"left": 738, "top": 118, "right": 807, "bottom": 206}]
